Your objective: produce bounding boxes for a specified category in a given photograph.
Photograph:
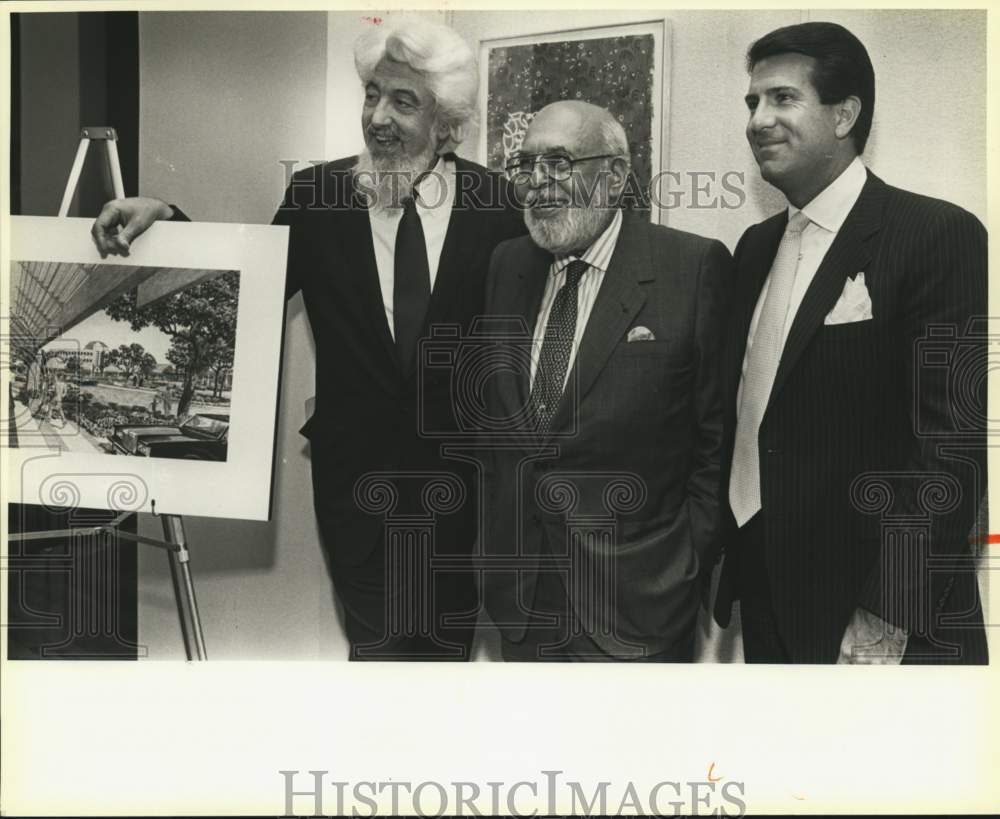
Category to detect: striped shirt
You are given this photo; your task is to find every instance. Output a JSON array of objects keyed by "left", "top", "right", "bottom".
[{"left": 529, "top": 208, "right": 624, "bottom": 390}]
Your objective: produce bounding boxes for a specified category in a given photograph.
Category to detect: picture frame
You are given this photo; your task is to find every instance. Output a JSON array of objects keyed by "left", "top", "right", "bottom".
[
  {"left": 478, "top": 20, "right": 668, "bottom": 219},
  {"left": 4, "top": 216, "right": 289, "bottom": 521}
]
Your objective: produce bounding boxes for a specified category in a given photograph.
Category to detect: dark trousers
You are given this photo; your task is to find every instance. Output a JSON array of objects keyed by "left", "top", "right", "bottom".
[
  {"left": 735, "top": 513, "right": 989, "bottom": 664},
  {"left": 311, "top": 446, "right": 480, "bottom": 661},
  {"left": 734, "top": 513, "right": 791, "bottom": 663},
  {"left": 500, "top": 563, "right": 694, "bottom": 663}
]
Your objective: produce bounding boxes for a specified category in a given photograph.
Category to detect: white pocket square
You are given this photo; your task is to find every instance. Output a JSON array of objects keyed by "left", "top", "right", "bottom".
[
  {"left": 824, "top": 272, "right": 873, "bottom": 325},
  {"left": 627, "top": 326, "right": 656, "bottom": 342}
]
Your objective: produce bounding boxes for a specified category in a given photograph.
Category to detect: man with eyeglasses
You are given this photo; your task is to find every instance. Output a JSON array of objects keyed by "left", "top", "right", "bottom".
[{"left": 478, "top": 100, "right": 733, "bottom": 661}]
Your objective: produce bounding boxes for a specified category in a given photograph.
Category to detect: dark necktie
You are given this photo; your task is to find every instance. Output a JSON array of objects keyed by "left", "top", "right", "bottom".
[
  {"left": 393, "top": 196, "right": 431, "bottom": 376},
  {"left": 530, "top": 259, "right": 589, "bottom": 434}
]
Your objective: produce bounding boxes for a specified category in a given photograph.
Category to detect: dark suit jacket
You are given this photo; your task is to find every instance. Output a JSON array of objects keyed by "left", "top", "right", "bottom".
[
  {"left": 274, "top": 154, "right": 525, "bottom": 565},
  {"left": 714, "top": 171, "right": 988, "bottom": 664},
  {"left": 480, "top": 214, "right": 732, "bottom": 656}
]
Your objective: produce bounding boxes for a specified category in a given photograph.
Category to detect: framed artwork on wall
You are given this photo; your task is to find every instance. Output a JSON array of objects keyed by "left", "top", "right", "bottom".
[{"left": 479, "top": 20, "right": 668, "bottom": 218}]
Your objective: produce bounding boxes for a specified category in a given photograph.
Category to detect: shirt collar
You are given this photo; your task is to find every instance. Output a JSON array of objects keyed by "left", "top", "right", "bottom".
[
  {"left": 790, "top": 155, "right": 867, "bottom": 233},
  {"left": 554, "top": 208, "right": 624, "bottom": 275},
  {"left": 414, "top": 155, "right": 453, "bottom": 214}
]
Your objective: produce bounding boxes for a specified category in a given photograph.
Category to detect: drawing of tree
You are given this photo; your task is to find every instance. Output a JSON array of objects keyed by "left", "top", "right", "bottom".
[
  {"left": 105, "top": 343, "right": 157, "bottom": 385},
  {"left": 206, "top": 344, "right": 234, "bottom": 399},
  {"left": 105, "top": 271, "right": 239, "bottom": 418}
]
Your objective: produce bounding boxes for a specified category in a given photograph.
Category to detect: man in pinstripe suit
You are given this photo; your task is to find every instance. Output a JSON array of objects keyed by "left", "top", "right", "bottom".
[{"left": 714, "top": 22, "right": 988, "bottom": 663}]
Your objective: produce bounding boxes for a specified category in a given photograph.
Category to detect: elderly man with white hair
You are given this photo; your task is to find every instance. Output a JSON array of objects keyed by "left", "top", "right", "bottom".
[
  {"left": 480, "top": 100, "right": 732, "bottom": 661},
  {"left": 92, "top": 17, "right": 525, "bottom": 661}
]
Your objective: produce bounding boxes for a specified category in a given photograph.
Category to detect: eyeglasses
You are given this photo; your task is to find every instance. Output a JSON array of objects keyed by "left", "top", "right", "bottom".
[{"left": 503, "top": 152, "right": 619, "bottom": 183}]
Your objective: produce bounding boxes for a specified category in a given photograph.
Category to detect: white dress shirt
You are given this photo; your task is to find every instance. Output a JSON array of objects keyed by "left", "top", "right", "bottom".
[
  {"left": 367, "top": 156, "right": 455, "bottom": 339},
  {"left": 529, "top": 208, "right": 624, "bottom": 390},
  {"left": 737, "top": 157, "right": 868, "bottom": 406}
]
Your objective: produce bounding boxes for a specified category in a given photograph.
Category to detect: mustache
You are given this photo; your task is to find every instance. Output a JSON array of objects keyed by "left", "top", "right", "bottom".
[
  {"left": 524, "top": 191, "right": 570, "bottom": 209},
  {"left": 367, "top": 125, "right": 400, "bottom": 140}
]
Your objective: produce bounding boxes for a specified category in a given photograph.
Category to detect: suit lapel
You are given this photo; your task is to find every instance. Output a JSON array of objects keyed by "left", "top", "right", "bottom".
[
  {"left": 340, "top": 171, "right": 400, "bottom": 385},
  {"left": 513, "top": 241, "right": 553, "bottom": 409},
  {"left": 339, "top": 159, "right": 496, "bottom": 390},
  {"left": 423, "top": 158, "right": 478, "bottom": 331},
  {"left": 768, "top": 173, "right": 885, "bottom": 405},
  {"left": 548, "top": 216, "right": 650, "bottom": 433}
]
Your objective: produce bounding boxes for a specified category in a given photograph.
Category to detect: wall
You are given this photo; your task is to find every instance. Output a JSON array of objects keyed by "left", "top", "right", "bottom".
[
  {"left": 15, "top": 13, "right": 141, "bottom": 218},
  {"left": 136, "top": 11, "right": 343, "bottom": 659},
  {"left": 824, "top": 9, "right": 985, "bottom": 221},
  {"left": 16, "top": 14, "right": 82, "bottom": 216},
  {"left": 449, "top": 9, "right": 987, "bottom": 250}
]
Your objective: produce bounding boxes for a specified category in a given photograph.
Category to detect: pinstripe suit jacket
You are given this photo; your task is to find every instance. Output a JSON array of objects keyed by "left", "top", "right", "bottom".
[{"left": 714, "top": 171, "right": 989, "bottom": 664}]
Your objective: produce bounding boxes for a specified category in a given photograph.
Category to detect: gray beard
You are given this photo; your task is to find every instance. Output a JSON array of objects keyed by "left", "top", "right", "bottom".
[
  {"left": 353, "top": 147, "right": 438, "bottom": 212},
  {"left": 525, "top": 204, "right": 612, "bottom": 255}
]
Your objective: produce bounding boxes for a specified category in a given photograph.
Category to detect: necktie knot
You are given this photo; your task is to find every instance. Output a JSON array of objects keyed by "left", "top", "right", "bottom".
[
  {"left": 786, "top": 210, "right": 810, "bottom": 235},
  {"left": 564, "top": 259, "right": 589, "bottom": 289}
]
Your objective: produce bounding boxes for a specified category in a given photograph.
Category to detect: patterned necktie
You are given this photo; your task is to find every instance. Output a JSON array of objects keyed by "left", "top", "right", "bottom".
[
  {"left": 393, "top": 195, "right": 431, "bottom": 376},
  {"left": 530, "top": 259, "right": 589, "bottom": 434},
  {"left": 729, "top": 211, "right": 810, "bottom": 526}
]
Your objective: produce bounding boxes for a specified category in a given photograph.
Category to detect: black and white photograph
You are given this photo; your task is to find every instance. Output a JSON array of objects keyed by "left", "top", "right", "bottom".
[{"left": 1, "top": 4, "right": 996, "bottom": 818}]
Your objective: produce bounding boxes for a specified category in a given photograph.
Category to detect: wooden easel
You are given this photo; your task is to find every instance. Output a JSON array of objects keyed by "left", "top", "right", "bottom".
[{"left": 8, "top": 127, "right": 207, "bottom": 661}]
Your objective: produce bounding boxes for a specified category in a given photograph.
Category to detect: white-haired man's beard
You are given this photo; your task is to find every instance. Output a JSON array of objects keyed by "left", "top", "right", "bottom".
[
  {"left": 353, "top": 138, "right": 439, "bottom": 212},
  {"left": 525, "top": 201, "right": 614, "bottom": 255}
]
